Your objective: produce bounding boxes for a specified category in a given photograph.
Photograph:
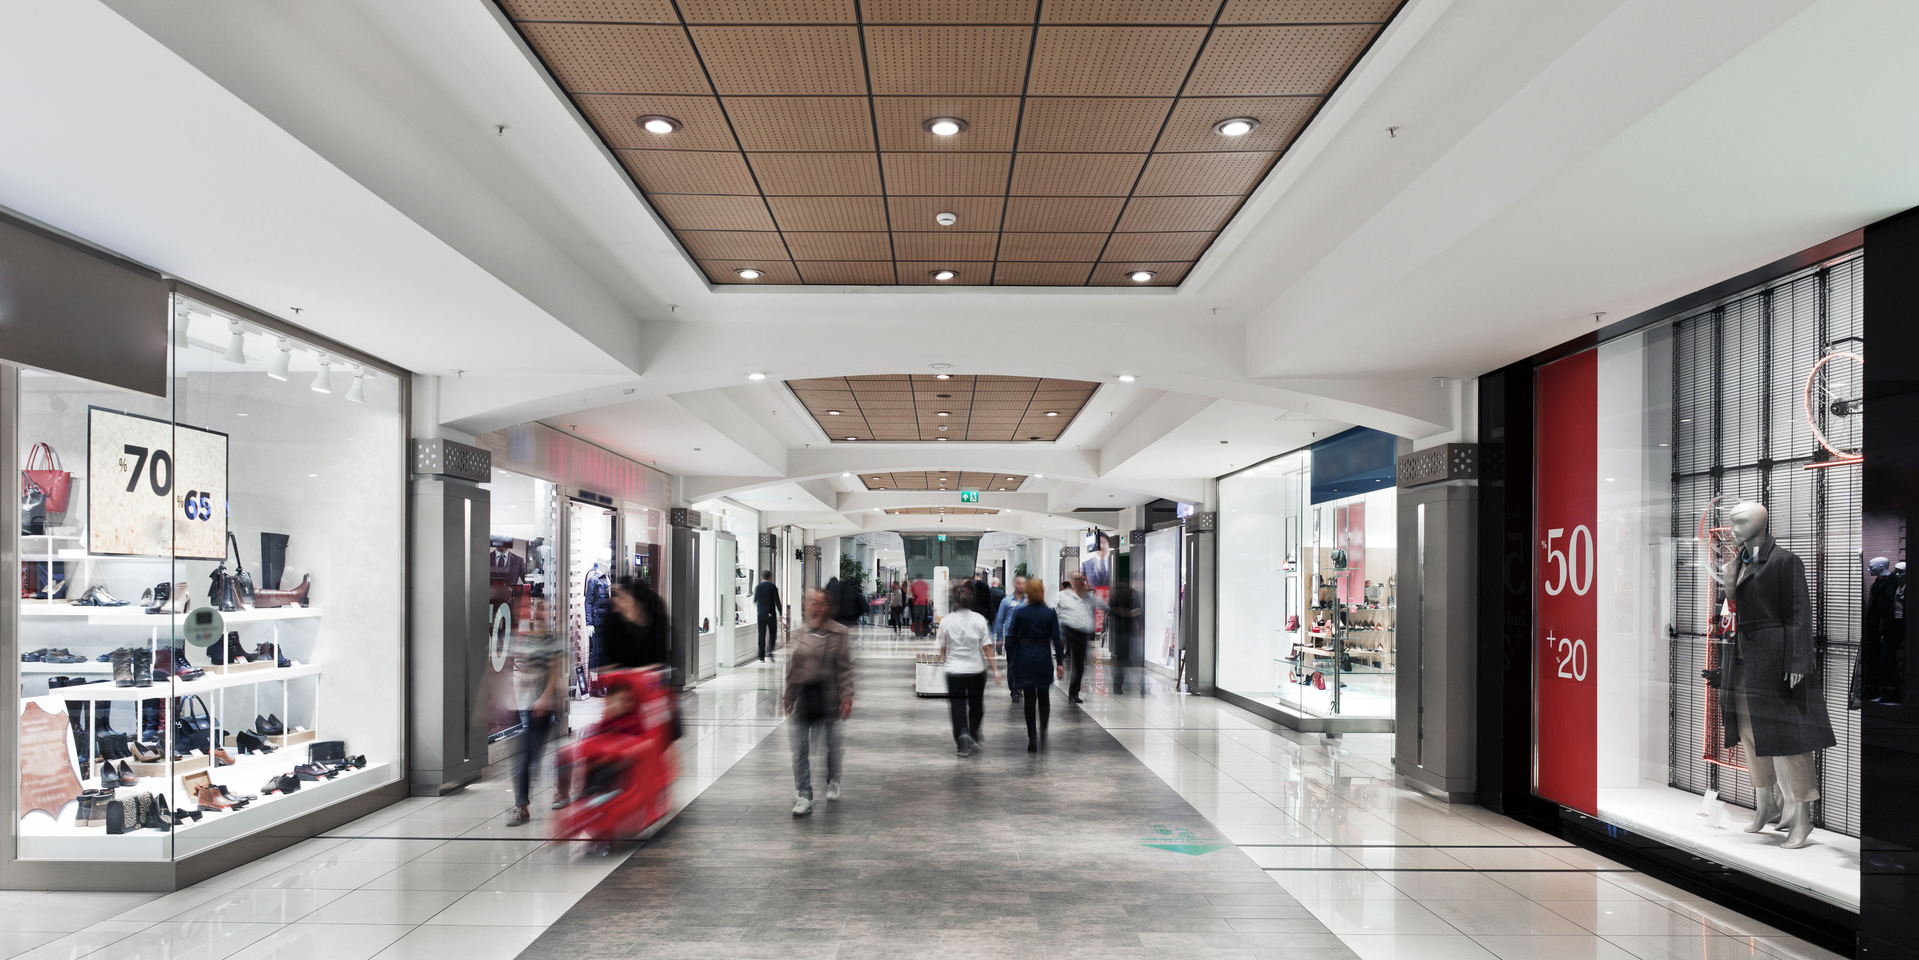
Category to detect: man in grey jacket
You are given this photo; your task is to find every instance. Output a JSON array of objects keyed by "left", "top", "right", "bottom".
[{"left": 785, "top": 589, "right": 855, "bottom": 816}]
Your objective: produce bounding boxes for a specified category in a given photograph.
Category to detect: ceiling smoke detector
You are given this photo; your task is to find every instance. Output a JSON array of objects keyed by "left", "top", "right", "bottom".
[
  {"left": 923, "top": 117, "right": 968, "bottom": 136},
  {"left": 1213, "top": 117, "right": 1259, "bottom": 137},
  {"left": 935, "top": 212, "right": 958, "bottom": 226},
  {"left": 637, "top": 115, "right": 682, "bottom": 134}
]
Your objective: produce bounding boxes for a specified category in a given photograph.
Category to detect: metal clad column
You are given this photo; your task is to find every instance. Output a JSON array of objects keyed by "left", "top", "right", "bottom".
[
  {"left": 1393, "top": 444, "right": 1480, "bottom": 802},
  {"left": 669, "top": 509, "right": 702, "bottom": 688},
  {"left": 408, "top": 439, "right": 492, "bottom": 796}
]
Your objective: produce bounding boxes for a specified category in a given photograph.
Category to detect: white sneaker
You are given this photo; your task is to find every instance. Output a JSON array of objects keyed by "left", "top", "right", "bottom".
[
  {"left": 792, "top": 795, "right": 813, "bottom": 816},
  {"left": 825, "top": 780, "right": 841, "bottom": 801},
  {"left": 957, "top": 734, "right": 976, "bottom": 757}
]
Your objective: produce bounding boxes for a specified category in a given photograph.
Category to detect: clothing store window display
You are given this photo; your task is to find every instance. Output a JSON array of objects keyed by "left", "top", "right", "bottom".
[
  {"left": 938, "top": 582, "right": 998, "bottom": 757},
  {"left": 1715, "top": 502, "right": 1837, "bottom": 850}
]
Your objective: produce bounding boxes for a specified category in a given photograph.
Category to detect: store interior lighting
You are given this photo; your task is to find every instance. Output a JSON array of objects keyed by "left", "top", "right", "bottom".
[
  {"left": 311, "top": 353, "right": 331, "bottom": 394},
  {"left": 222, "top": 320, "right": 248, "bottom": 364},
  {"left": 345, "top": 367, "right": 367, "bottom": 403},
  {"left": 268, "top": 338, "right": 292, "bottom": 380}
]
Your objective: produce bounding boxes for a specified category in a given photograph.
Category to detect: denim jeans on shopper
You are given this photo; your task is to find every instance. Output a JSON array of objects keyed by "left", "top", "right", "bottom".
[
  {"left": 789, "top": 715, "right": 842, "bottom": 799},
  {"left": 514, "top": 709, "right": 555, "bottom": 808}
]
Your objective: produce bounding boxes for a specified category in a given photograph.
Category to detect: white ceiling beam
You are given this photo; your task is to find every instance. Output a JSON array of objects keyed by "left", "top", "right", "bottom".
[
  {"left": 667, "top": 389, "right": 788, "bottom": 476},
  {"left": 1098, "top": 393, "right": 1218, "bottom": 476},
  {"left": 836, "top": 492, "right": 1051, "bottom": 513}
]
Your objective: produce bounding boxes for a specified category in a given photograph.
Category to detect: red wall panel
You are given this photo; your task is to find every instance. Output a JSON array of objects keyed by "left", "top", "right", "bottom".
[{"left": 1534, "top": 351, "right": 1598, "bottom": 815}]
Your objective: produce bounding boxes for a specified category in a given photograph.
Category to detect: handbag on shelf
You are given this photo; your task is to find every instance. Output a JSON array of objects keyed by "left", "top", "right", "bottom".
[
  {"left": 175, "top": 695, "right": 214, "bottom": 753},
  {"left": 22, "top": 442, "right": 71, "bottom": 516},
  {"left": 309, "top": 740, "right": 345, "bottom": 764},
  {"left": 21, "top": 482, "right": 46, "bottom": 536},
  {"left": 208, "top": 532, "right": 255, "bottom": 613}
]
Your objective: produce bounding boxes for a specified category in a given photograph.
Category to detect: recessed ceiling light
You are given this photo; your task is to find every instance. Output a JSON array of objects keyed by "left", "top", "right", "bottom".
[
  {"left": 935, "top": 393, "right": 951, "bottom": 399},
  {"left": 936, "top": 411, "right": 950, "bottom": 416},
  {"left": 935, "top": 373, "right": 951, "bottom": 380},
  {"left": 735, "top": 268, "right": 763, "bottom": 279},
  {"left": 637, "top": 115, "right": 682, "bottom": 134},
  {"left": 748, "top": 371, "right": 767, "bottom": 380},
  {"left": 923, "top": 117, "right": 968, "bottom": 136},
  {"left": 1117, "top": 374, "right": 1136, "bottom": 382},
  {"left": 1044, "top": 411, "right": 1058, "bottom": 417},
  {"left": 999, "top": 487, "right": 1006, "bottom": 491},
  {"left": 1213, "top": 117, "right": 1259, "bottom": 137},
  {"left": 826, "top": 409, "right": 842, "bottom": 415},
  {"left": 1028, "top": 436, "right": 1040, "bottom": 440},
  {"left": 1034, "top": 474, "right": 1043, "bottom": 478},
  {"left": 937, "top": 437, "right": 948, "bottom": 441},
  {"left": 845, "top": 436, "right": 857, "bottom": 440},
  {"left": 930, "top": 269, "right": 957, "bottom": 280},
  {"left": 1127, "top": 270, "right": 1157, "bottom": 282},
  {"left": 842, "top": 472, "right": 852, "bottom": 477}
]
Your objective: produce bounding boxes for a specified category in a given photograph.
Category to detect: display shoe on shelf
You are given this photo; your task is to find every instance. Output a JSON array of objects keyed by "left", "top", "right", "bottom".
[
  {"left": 45, "top": 648, "right": 86, "bottom": 664},
  {"left": 257, "top": 714, "right": 285, "bottom": 736},
  {"left": 235, "top": 730, "right": 274, "bottom": 755},
  {"left": 131, "top": 649, "right": 153, "bottom": 687},
  {"left": 139, "top": 582, "right": 168, "bottom": 614},
  {"left": 252, "top": 573, "right": 311, "bottom": 609},
  {"left": 127, "top": 740, "right": 163, "bottom": 763},
  {"left": 117, "top": 760, "right": 136, "bottom": 785},
  {"left": 99, "top": 761, "right": 121, "bottom": 790},
  {"left": 75, "top": 790, "right": 103, "bottom": 827},
  {"left": 75, "top": 585, "right": 130, "bottom": 607},
  {"left": 110, "top": 649, "right": 134, "bottom": 687},
  {"left": 294, "top": 763, "right": 336, "bottom": 782},
  {"left": 223, "top": 632, "right": 249, "bottom": 665},
  {"left": 213, "top": 748, "right": 236, "bottom": 767},
  {"left": 20, "top": 649, "right": 45, "bottom": 662},
  {"left": 216, "top": 785, "right": 255, "bottom": 805}
]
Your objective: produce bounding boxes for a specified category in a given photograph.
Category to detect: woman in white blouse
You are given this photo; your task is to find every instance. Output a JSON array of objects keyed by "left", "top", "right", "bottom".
[{"left": 938, "top": 581, "right": 999, "bottom": 757}]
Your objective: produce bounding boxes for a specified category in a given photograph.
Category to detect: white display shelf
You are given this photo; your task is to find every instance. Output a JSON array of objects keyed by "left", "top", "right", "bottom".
[
  {"left": 1597, "top": 783, "right": 1859, "bottom": 912},
  {"left": 21, "top": 604, "right": 321, "bottom": 625},
  {"left": 20, "top": 662, "right": 113, "bottom": 675},
  {"left": 17, "top": 762, "right": 391, "bottom": 861},
  {"left": 21, "top": 663, "right": 320, "bottom": 703}
]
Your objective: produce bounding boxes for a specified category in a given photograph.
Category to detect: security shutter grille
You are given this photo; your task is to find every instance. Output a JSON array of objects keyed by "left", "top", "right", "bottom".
[{"left": 1668, "top": 251, "right": 1863, "bottom": 837}]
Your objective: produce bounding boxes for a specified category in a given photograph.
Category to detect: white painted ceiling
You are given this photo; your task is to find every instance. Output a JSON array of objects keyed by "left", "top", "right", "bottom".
[{"left": 4, "top": 0, "right": 1914, "bottom": 536}]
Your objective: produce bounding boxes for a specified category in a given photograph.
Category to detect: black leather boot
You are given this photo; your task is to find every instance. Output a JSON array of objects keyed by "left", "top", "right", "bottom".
[
  {"left": 111, "top": 649, "right": 134, "bottom": 687},
  {"left": 131, "top": 649, "right": 153, "bottom": 687}
]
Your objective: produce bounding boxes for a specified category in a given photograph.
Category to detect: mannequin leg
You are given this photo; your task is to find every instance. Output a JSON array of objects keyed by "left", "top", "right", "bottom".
[
  {"left": 1776, "top": 751, "right": 1821, "bottom": 849},
  {"left": 1735, "top": 685, "right": 1783, "bottom": 832}
]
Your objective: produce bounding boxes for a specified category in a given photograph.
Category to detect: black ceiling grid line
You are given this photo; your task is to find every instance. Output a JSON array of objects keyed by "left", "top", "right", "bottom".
[
  {"left": 853, "top": 1, "right": 900, "bottom": 285},
  {"left": 1084, "top": 0, "right": 1227, "bottom": 285},
  {"left": 989, "top": 0, "right": 1046, "bottom": 284},
  {"left": 667, "top": 0, "right": 801, "bottom": 283}
]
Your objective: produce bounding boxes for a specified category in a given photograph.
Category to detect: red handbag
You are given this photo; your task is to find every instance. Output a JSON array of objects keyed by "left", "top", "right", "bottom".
[{"left": 22, "top": 443, "right": 70, "bottom": 515}]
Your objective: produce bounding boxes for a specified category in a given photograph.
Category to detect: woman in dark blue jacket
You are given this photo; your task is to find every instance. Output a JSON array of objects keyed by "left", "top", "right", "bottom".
[{"left": 1006, "top": 579, "right": 1064, "bottom": 751}]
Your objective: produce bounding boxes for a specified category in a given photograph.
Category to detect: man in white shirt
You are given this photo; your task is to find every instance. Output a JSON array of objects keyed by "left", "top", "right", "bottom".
[{"left": 1056, "top": 573, "right": 1106, "bottom": 704}]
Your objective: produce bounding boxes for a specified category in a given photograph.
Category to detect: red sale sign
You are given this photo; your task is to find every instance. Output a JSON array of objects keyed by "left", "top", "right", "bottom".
[{"left": 1534, "top": 351, "right": 1597, "bottom": 815}]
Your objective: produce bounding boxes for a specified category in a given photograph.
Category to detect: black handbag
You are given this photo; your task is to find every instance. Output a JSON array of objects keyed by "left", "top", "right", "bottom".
[
  {"left": 208, "top": 532, "right": 254, "bottom": 612},
  {"left": 175, "top": 695, "right": 213, "bottom": 753},
  {"left": 309, "top": 740, "right": 345, "bottom": 764}
]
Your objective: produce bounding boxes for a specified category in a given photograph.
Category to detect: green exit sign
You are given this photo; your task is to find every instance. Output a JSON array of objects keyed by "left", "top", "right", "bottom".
[
  {"left": 960, "top": 490, "right": 979, "bottom": 503},
  {"left": 937, "top": 534, "right": 947, "bottom": 541}
]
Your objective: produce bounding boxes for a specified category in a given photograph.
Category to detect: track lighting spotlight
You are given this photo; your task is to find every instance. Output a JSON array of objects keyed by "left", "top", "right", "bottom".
[
  {"left": 311, "top": 353, "right": 331, "bottom": 394},
  {"left": 222, "top": 320, "right": 248, "bottom": 364},
  {"left": 345, "top": 367, "right": 367, "bottom": 403},
  {"left": 267, "top": 339, "right": 292, "bottom": 381}
]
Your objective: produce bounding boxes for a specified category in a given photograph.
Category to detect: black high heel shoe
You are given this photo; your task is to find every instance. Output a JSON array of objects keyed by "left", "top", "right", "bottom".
[{"left": 100, "top": 761, "right": 121, "bottom": 790}]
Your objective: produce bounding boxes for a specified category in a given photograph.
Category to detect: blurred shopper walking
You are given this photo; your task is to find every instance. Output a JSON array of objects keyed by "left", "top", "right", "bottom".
[
  {"left": 506, "top": 598, "right": 566, "bottom": 826},
  {"left": 785, "top": 589, "right": 855, "bottom": 815},
  {"left": 598, "top": 576, "right": 670, "bottom": 672},
  {"left": 938, "top": 581, "right": 998, "bottom": 756},
  {"left": 994, "top": 574, "right": 1027, "bottom": 703},
  {"left": 1006, "top": 579, "right": 1064, "bottom": 752},
  {"left": 1058, "top": 573, "right": 1105, "bottom": 704},
  {"left": 889, "top": 581, "right": 907, "bottom": 635},
  {"left": 909, "top": 575, "right": 931, "bottom": 636},
  {"left": 754, "top": 570, "right": 782, "bottom": 662}
]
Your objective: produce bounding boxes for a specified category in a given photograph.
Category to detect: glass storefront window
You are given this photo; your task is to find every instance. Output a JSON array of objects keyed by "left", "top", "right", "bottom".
[
  {"left": 1533, "top": 253, "right": 1863, "bottom": 911},
  {"left": 1219, "top": 446, "right": 1398, "bottom": 720},
  {"left": 481, "top": 471, "right": 558, "bottom": 739},
  {"left": 14, "top": 294, "right": 404, "bottom": 861}
]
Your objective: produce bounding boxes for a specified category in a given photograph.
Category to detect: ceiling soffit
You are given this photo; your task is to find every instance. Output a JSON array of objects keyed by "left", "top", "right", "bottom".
[
  {"left": 858, "top": 469, "right": 1030, "bottom": 490},
  {"left": 788, "top": 373, "right": 1095, "bottom": 442},
  {"left": 496, "top": 0, "right": 1401, "bottom": 286},
  {"left": 886, "top": 507, "right": 1001, "bottom": 514}
]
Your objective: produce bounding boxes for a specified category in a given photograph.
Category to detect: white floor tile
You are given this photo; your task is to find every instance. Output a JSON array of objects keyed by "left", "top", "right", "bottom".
[
  {"left": 297, "top": 888, "right": 466, "bottom": 925},
  {"left": 1471, "top": 934, "right": 1642, "bottom": 960},
  {"left": 0, "top": 893, "right": 158, "bottom": 933},
  {"left": 5, "top": 921, "right": 152, "bottom": 960},
  {"left": 255, "top": 859, "right": 403, "bottom": 891},
  {"left": 1338, "top": 933, "right": 1500, "bottom": 960},
  {"left": 358, "top": 861, "right": 510, "bottom": 891},
  {"left": 223, "top": 922, "right": 412, "bottom": 960},
  {"left": 421, "top": 890, "right": 585, "bottom": 927},
  {"left": 170, "top": 888, "right": 351, "bottom": 926},
  {"left": 369, "top": 924, "right": 546, "bottom": 960},
  {"left": 1418, "top": 900, "right": 1594, "bottom": 936},
  {"left": 92, "top": 918, "right": 277, "bottom": 960},
  {"left": 402, "top": 840, "right": 544, "bottom": 865},
  {"left": 475, "top": 861, "right": 622, "bottom": 893},
  {"left": 311, "top": 838, "right": 450, "bottom": 863}
]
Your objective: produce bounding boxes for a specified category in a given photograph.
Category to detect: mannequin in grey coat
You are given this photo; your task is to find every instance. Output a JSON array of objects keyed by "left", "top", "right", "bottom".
[{"left": 1722, "top": 502, "right": 1836, "bottom": 850}]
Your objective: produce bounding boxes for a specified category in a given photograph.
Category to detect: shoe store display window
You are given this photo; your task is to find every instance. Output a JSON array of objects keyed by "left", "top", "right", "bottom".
[
  {"left": 1531, "top": 252, "right": 1863, "bottom": 913},
  {"left": 11, "top": 292, "right": 404, "bottom": 865},
  {"left": 1218, "top": 433, "right": 1399, "bottom": 725}
]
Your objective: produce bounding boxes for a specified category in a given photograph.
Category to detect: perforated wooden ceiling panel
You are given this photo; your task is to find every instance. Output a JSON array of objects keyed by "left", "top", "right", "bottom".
[
  {"left": 500, "top": 0, "right": 1401, "bottom": 285},
  {"left": 862, "top": 471, "right": 1029, "bottom": 490},
  {"left": 789, "top": 375, "right": 1097, "bottom": 442},
  {"left": 887, "top": 507, "right": 1001, "bottom": 515}
]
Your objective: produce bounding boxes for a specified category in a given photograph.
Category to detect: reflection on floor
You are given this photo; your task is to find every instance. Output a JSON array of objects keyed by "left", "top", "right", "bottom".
[{"left": 0, "top": 624, "right": 1848, "bottom": 960}]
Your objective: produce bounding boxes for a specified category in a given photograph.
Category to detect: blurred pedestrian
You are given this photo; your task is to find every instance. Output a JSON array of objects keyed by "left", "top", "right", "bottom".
[
  {"left": 1006, "top": 579, "right": 1064, "bottom": 752},
  {"left": 598, "top": 576, "right": 670, "bottom": 672},
  {"left": 785, "top": 589, "right": 855, "bottom": 815},
  {"left": 909, "top": 575, "right": 931, "bottom": 636},
  {"left": 506, "top": 598, "right": 566, "bottom": 826},
  {"left": 939, "top": 581, "right": 998, "bottom": 756},
  {"left": 1058, "top": 573, "right": 1106, "bottom": 704},
  {"left": 889, "top": 581, "right": 907, "bottom": 635},
  {"left": 754, "top": 570, "right": 782, "bottom": 662},
  {"left": 994, "top": 575, "right": 1027, "bottom": 703}
]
